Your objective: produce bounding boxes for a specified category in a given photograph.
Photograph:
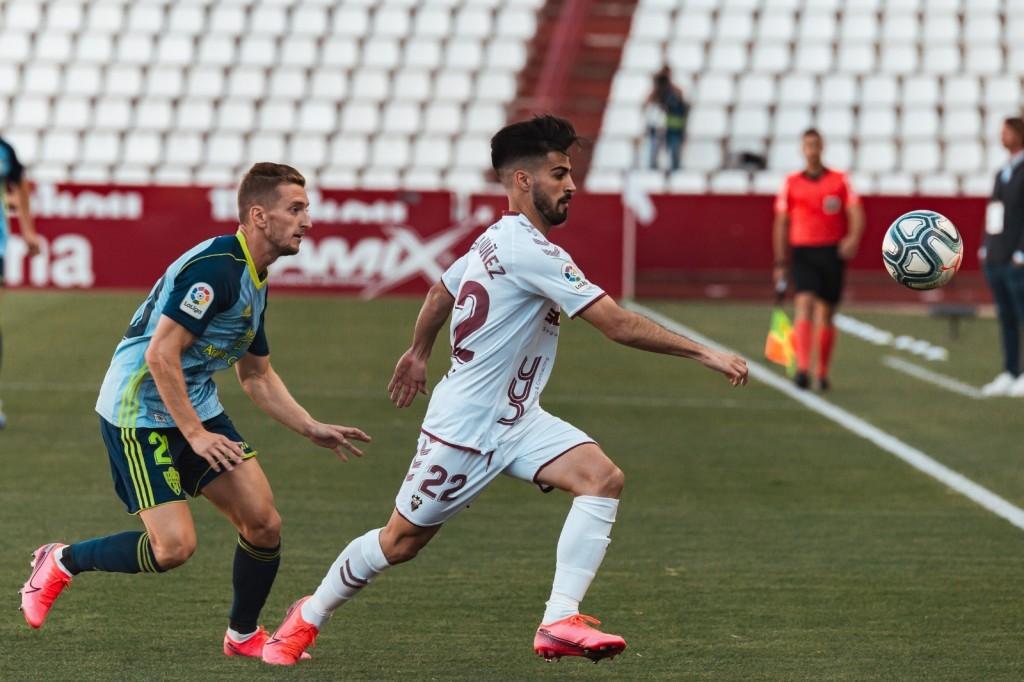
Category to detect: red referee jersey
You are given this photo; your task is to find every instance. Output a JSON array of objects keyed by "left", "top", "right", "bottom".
[{"left": 774, "top": 169, "right": 860, "bottom": 247}]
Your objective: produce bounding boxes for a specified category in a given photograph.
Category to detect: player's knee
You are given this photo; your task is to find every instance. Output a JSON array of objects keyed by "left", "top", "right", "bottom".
[
  {"left": 151, "top": 535, "right": 197, "bottom": 569},
  {"left": 599, "top": 465, "right": 625, "bottom": 498},
  {"left": 240, "top": 508, "right": 282, "bottom": 548}
]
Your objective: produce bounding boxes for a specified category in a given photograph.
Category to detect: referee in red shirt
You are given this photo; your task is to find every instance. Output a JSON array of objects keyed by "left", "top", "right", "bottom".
[{"left": 772, "top": 128, "right": 865, "bottom": 390}]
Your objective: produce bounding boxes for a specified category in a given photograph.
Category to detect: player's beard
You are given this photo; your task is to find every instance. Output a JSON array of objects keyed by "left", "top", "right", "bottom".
[{"left": 532, "top": 186, "right": 570, "bottom": 226}]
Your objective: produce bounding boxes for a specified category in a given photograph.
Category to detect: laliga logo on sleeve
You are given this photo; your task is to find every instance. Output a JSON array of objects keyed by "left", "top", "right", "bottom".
[
  {"left": 180, "top": 283, "right": 214, "bottom": 319},
  {"left": 562, "top": 263, "right": 588, "bottom": 291}
]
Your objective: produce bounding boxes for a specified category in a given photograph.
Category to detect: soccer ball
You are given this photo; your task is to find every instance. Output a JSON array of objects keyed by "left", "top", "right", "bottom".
[{"left": 882, "top": 210, "right": 963, "bottom": 290}]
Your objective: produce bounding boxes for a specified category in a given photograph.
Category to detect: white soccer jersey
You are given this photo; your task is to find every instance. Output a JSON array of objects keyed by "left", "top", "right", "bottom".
[{"left": 421, "top": 212, "right": 606, "bottom": 454}]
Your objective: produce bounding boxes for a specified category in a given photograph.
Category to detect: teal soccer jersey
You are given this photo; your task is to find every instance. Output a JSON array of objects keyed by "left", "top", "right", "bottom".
[
  {"left": 0, "top": 136, "right": 26, "bottom": 258},
  {"left": 96, "top": 230, "right": 270, "bottom": 428}
]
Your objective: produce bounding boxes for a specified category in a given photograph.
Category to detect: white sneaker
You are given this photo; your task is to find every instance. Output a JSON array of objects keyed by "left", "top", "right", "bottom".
[
  {"left": 1009, "top": 375, "right": 1024, "bottom": 397},
  {"left": 981, "top": 372, "right": 1016, "bottom": 397}
]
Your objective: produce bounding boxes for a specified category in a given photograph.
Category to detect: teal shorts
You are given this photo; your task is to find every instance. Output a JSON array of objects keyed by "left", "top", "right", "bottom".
[{"left": 99, "top": 412, "right": 256, "bottom": 514}]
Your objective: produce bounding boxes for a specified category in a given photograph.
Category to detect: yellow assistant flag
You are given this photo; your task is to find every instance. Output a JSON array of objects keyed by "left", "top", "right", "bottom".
[{"left": 764, "top": 308, "right": 796, "bottom": 376}]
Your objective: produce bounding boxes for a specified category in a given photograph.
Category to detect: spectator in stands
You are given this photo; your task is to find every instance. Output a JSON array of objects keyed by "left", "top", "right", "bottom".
[
  {"left": 980, "top": 117, "right": 1024, "bottom": 397},
  {"left": 0, "top": 134, "right": 41, "bottom": 428},
  {"left": 772, "top": 128, "right": 865, "bottom": 391},
  {"left": 644, "top": 67, "right": 688, "bottom": 172}
]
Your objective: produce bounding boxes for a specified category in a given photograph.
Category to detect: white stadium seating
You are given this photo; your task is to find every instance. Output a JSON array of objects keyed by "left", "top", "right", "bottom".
[
  {"left": 0, "top": 0, "right": 537, "bottom": 189},
  {"left": 590, "top": 0, "right": 1024, "bottom": 194}
]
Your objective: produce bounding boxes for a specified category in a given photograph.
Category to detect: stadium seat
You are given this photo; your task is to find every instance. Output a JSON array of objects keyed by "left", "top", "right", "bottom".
[
  {"left": 901, "top": 142, "right": 941, "bottom": 173},
  {"left": 217, "top": 101, "right": 256, "bottom": 133},
  {"left": 402, "top": 168, "right": 443, "bottom": 191},
  {"left": 757, "top": 11, "right": 795, "bottom": 42},
  {"left": 901, "top": 76, "right": 939, "bottom": 108},
  {"left": 942, "top": 76, "right": 981, "bottom": 109},
  {"left": 918, "top": 174, "right": 959, "bottom": 195},
  {"left": 773, "top": 106, "right": 813, "bottom": 137},
  {"left": 124, "top": 131, "right": 164, "bottom": 167},
  {"left": 836, "top": 44, "right": 876, "bottom": 74},
  {"left": 717, "top": 11, "right": 754, "bottom": 42},
  {"left": 820, "top": 75, "right": 858, "bottom": 106},
  {"left": 64, "top": 65, "right": 102, "bottom": 97},
  {"left": 696, "top": 74, "right": 735, "bottom": 105},
  {"left": 857, "top": 141, "right": 897, "bottom": 172},
  {"left": 900, "top": 108, "right": 939, "bottom": 141},
  {"left": 177, "top": 101, "right": 214, "bottom": 133},
  {"left": 673, "top": 11, "right": 713, "bottom": 42},
  {"left": 944, "top": 141, "right": 983, "bottom": 174},
  {"left": 861, "top": 75, "right": 898, "bottom": 106},
  {"left": 710, "top": 170, "right": 751, "bottom": 193},
  {"left": 881, "top": 12, "right": 919, "bottom": 43},
  {"left": 666, "top": 44, "right": 705, "bottom": 75},
  {"left": 166, "top": 134, "right": 204, "bottom": 166},
  {"left": 736, "top": 75, "right": 776, "bottom": 106},
  {"left": 942, "top": 109, "right": 982, "bottom": 140},
  {"left": 817, "top": 106, "right": 855, "bottom": 139},
  {"left": 329, "top": 135, "right": 370, "bottom": 169},
  {"left": 667, "top": 171, "right": 709, "bottom": 193},
  {"left": 923, "top": 46, "right": 961, "bottom": 75},
  {"left": 586, "top": 170, "right": 625, "bottom": 193},
  {"left": 875, "top": 173, "right": 915, "bottom": 194},
  {"left": 794, "top": 44, "right": 833, "bottom": 74},
  {"left": 365, "top": 38, "right": 402, "bottom": 70},
  {"left": 136, "top": 100, "right": 174, "bottom": 133},
  {"left": 631, "top": 9, "right": 672, "bottom": 42},
  {"left": 683, "top": 140, "right": 724, "bottom": 171},
  {"left": 750, "top": 44, "right": 791, "bottom": 74},
  {"left": 36, "top": 33, "right": 73, "bottom": 64}
]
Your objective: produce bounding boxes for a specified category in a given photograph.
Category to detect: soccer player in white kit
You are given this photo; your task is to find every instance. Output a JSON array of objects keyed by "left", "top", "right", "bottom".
[{"left": 263, "top": 116, "right": 749, "bottom": 666}]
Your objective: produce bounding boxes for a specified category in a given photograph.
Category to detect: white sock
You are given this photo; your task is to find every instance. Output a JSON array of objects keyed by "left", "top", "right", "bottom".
[
  {"left": 226, "top": 627, "right": 257, "bottom": 642},
  {"left": 542, "top": 495, "right": 619, "bottom": 625},
  {"left": 54, "top": 550, "right": 74, "bottom": 578},
  {"left": 302, "top": 528, "right": 391, "bottom": 629}
]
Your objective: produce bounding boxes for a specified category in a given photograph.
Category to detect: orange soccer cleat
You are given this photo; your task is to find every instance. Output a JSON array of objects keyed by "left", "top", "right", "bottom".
[
  {"left": 261, "top": 597, "right": 319, "bottom": 666},
  {"left": 534, "top": 613, "right": 627, "bottom": 663},
  {"left": 20, "top": 543, "right": 72, "bottom": 629}
]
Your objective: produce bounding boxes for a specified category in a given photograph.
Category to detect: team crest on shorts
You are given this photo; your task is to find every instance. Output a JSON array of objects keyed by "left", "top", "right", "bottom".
[
  {"left": 163, "top": 467, "right": 182, "bottom": 496},
  {"left": 410, "top": 494, "right": 423, "bottom": 511}
]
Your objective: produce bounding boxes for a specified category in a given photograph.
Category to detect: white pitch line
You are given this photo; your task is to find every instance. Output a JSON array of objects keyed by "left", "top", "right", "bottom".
[
  {"left": 627, "top": 301, "right": 1024, "bottom": 532},
  {"left": 882, "top": 355, "right": 985, "bottom": 400}
]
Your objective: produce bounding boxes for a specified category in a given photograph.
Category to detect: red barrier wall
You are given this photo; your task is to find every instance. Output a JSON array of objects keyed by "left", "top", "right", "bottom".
[
  {"left": 637, "top": 194, "right": 987, "bottom": 272},
  {"left": 5, "top": 183, "right": 986, "bottom": 303}
]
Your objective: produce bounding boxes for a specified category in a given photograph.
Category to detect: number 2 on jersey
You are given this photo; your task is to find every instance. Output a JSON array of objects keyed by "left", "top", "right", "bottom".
[{"left": 452, "top": 281, "right": 490, "bottom": 364}]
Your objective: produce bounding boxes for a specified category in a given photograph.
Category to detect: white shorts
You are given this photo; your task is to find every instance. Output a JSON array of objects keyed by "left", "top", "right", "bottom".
[{"left": 395, "top": 409, "right": 595, "bottom": 527}]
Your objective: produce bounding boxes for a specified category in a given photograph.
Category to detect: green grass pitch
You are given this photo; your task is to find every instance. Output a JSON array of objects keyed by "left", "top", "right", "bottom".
[{"left": 3, "top": 291, "right": 1023, "bottom": 680}]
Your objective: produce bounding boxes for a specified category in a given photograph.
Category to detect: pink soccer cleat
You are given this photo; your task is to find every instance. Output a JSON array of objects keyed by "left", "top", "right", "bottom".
[
  {"left": 261, "top": 597, "right": 319, "bottom": 666},
  {"left": 20, "top": 543, "right": 72, "bottom": 629},
  {"left": 225, "top": 625, "right": 311, "bottom": 660},
  {"left": 224, "top": 626, "right": 271, "bottom": 658},
  {"left": 534, "top": 613, "right": 627, "bottom": 663}
]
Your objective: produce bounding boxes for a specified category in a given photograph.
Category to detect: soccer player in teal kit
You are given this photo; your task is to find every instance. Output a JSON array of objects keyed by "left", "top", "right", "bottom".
[{"left": 20, "top": 163, "right": 371, "bottom": 658}]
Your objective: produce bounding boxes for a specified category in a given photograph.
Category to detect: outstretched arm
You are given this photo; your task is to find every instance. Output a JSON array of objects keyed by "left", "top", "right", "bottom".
[
  {"left": 235, "top": 352, "right": 370, "bottom": 461},
  {"left": 772, "top": 211, "right": 789, "bottom": 287},
  {"left": 388, "top": 280, "right": 456, "bottom": 407},
  {"left": 580, "top": 296, "right": 749, "bottom": 386},
  {"left": 14, "top": 179, "right": 40, "bottom": 256}
]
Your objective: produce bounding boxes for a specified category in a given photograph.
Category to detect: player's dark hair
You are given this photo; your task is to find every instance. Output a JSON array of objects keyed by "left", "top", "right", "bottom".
[
  {"left": 237, "top": 162, "right": 306, "bottom": 224},
  {"left": 802, "top": 128, "right": 823, "bottom": 140},
  {"left": 490, "top": 115, "right": 582, "bottom": 175},
  {"left": 1004, "top": 117, "right": 1024, "bottom": 141}
]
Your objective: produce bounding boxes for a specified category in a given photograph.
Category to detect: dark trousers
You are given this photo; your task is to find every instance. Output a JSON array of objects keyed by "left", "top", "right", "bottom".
[
  {"left": 984, "top": 262, "right": 1024, "bottom": 376},
  {"left": 647, "top": 128, "right": 684, "bottom": 172}
]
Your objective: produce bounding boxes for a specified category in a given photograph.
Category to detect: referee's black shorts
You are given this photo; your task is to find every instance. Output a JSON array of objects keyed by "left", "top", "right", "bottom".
[{"left": 791, "top": 245, "right": 845, "bottom": 304}]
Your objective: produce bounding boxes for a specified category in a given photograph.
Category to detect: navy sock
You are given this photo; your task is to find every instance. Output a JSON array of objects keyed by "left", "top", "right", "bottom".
[
  {"left": 64, "top": 532, "right": 164, "bottom": 574},
  {"left": 230, "top": 535, "right": 281, "bottom": 634}
]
